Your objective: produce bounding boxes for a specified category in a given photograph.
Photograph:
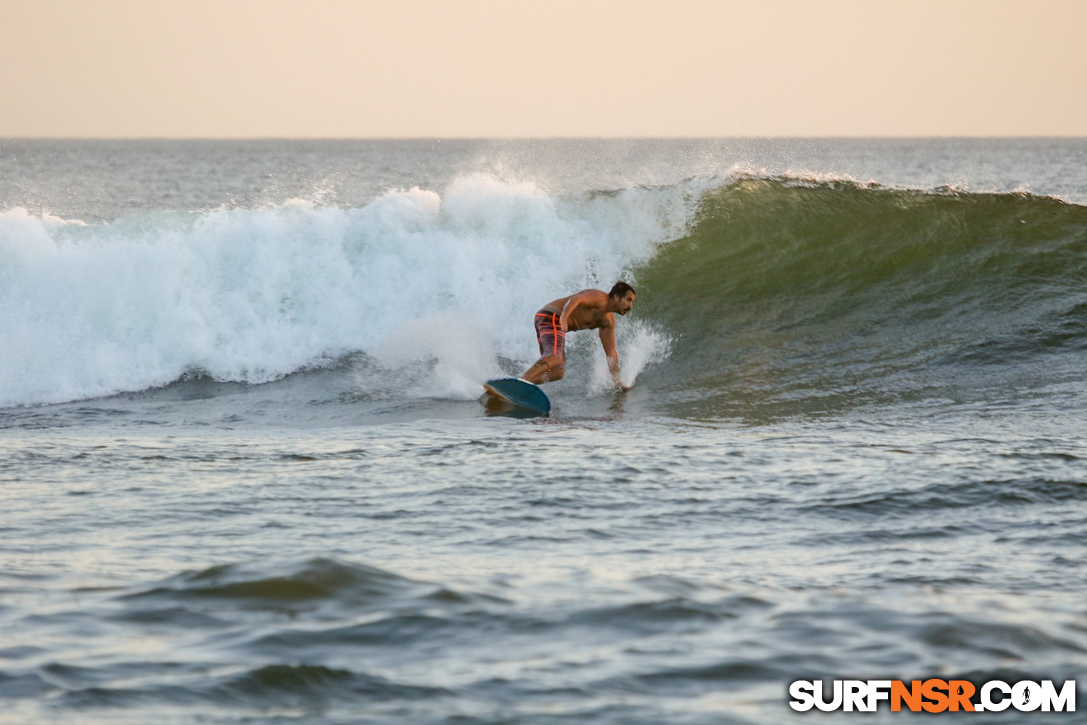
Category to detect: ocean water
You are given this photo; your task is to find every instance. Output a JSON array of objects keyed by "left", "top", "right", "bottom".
[{"left": 1, "top": 138, "right": 1086, "bottom": 724}]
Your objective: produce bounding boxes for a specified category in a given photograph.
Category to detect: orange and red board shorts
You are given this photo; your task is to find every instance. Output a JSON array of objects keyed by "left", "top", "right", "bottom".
[{"left": 534, "top": 309, "right": 566, "bottom": 361}]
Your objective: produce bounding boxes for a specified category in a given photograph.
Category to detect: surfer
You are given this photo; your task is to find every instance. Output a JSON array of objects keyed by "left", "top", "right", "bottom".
[{"left": 521, "top": 282, "right": 636, "bottom": 391}]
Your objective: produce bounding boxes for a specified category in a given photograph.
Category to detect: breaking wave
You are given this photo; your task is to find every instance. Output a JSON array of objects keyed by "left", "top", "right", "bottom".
[{"left": 3, "top": 174, "right": 1086, "bottom": 416}]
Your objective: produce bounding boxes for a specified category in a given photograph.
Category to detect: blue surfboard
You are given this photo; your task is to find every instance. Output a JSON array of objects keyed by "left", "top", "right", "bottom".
[{"left": 482, "top": 378, "right": 551, "bottom": 417}]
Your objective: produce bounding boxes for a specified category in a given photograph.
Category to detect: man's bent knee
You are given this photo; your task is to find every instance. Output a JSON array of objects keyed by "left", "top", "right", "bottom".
[{"left": 523, "top": 354, "right": 565, "bottom": 385}]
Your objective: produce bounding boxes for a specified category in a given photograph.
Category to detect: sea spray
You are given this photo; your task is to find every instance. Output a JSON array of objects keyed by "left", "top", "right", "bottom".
[
  {"left": 374, "top": 313, "right": 501, "bottom": 400},
  {"left": 588, "top": 319, "right": 673, "bottom": 395}
]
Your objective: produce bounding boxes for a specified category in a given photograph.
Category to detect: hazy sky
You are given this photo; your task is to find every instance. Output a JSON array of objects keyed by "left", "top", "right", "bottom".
[{"left": 3, "top": 0, "right": 1085, "bottom": 138}]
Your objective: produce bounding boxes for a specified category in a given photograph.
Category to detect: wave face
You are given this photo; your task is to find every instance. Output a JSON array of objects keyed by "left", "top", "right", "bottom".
[
  {"left": 0, "top": 176, "right": 692, "bottom": 407},
  {"left": 634, "top": 178, "right": 1087, "bottom": 418}
]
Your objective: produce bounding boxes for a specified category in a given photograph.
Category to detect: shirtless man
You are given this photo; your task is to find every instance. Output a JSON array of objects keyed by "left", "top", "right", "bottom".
[{"left": 521, "top": 282, "right": 636, "bottom": 391}]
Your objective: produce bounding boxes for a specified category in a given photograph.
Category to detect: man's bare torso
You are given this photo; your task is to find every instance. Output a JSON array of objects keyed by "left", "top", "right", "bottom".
[{"left": 541, "top": 289, "right": 614, "bottom": 332}]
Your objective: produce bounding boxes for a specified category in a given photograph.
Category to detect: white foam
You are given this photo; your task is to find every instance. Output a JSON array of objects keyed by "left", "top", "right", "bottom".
[{"left": 0, "top": 176, "right": 693, "bottom": 407}]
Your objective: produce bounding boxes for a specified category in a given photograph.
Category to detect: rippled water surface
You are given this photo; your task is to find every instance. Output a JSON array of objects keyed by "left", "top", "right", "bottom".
[
  {"left": 4, "top": 404, "right": 1086, "bottom": 724},
  {"left": 3, "top": 139, "right": 1087, "bottom": 723}
]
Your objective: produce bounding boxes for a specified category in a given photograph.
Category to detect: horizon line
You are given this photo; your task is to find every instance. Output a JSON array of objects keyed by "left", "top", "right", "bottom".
[{"left": 4, "top": 134, "right": 1087, "bottom": 142}]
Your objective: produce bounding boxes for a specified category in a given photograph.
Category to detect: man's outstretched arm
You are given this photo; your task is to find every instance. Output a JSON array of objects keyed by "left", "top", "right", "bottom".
[{"left": 598, "top": 323, "right": 630, "bottom": 391}]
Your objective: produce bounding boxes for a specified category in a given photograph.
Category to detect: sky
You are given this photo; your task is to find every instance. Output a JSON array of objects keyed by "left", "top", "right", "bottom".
[{"left": 2, "top": 0, "right": 1085, "bottom": 138}]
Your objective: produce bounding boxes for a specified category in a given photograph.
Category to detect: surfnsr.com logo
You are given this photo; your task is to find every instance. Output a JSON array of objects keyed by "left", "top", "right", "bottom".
[{"left": 789, "top": 679, "right": 1076, "bottom": 713}]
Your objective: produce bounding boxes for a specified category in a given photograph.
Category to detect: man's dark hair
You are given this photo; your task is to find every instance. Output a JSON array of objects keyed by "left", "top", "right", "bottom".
[{"left": 609, "top": 281, "right": 636, "bottom": 298}]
